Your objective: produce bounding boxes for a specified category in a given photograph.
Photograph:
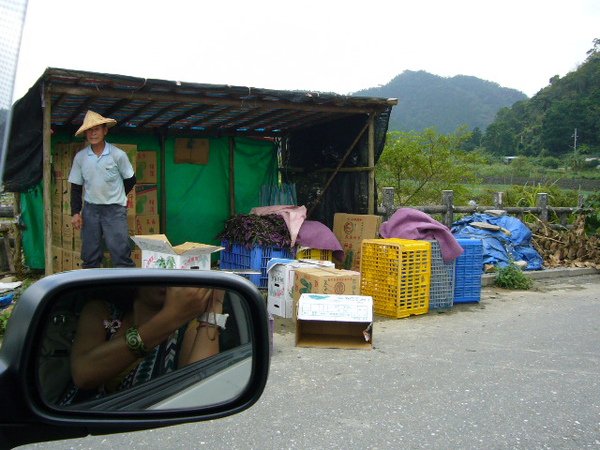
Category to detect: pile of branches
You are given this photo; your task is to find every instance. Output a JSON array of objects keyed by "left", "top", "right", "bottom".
[
  {"left": 217, "top": 214, "right": 292, "bottom": 249},
  {"left": 530, "top": 215, "right": 600, "bottom": 269}
]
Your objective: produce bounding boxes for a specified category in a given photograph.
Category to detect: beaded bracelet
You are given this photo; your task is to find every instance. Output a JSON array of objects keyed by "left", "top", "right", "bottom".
[{"left": 125, "top": 326, "right": 147, "bottom": 358}]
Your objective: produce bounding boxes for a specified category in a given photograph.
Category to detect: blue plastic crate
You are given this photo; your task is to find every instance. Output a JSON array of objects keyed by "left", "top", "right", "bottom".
[
  {"left": 427, "top": 240, "right": 455, "bottom": 309},
  {"left": 454, "top": 238, "right": 484, "bottom": 303},
  {"left": 219, "top": 240, "right": 294, "bottom": 289}
]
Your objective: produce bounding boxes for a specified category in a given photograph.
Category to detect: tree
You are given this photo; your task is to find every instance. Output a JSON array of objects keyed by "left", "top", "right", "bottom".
[{"left": 376, "top": 128, "right": 483, "bottom": 206}]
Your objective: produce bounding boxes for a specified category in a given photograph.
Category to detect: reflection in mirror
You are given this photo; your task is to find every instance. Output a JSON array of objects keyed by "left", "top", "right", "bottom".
[{"left": 36, "top": 284, "right": 253, "bottom": 411}]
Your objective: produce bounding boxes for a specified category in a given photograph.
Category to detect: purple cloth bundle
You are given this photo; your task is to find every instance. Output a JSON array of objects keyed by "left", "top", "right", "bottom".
[{"left": 379, "top": 208, "right": 463, "bottom": 262}]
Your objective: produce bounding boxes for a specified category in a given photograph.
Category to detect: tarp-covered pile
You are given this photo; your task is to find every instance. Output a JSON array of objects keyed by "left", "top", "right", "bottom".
[{"left": 451, "top": 213, "right": 544, "bottom": 271}]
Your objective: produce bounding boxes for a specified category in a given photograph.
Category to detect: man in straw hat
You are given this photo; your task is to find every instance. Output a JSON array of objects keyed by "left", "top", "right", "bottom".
[{"left": 68, "top": 110, "right": 137, "bottom": 268}]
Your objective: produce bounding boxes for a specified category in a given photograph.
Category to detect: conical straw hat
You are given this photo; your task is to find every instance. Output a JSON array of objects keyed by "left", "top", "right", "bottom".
[{"left": 74, "top": 110, "right": 117, "bottom": 136}]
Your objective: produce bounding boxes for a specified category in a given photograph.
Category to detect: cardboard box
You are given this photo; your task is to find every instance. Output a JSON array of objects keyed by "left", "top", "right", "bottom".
[
  {"left": 131, "top": 234, "right": 224, "bottom": 270},
  {"left": 127, "top": 215, "right": 136, "bottom": 236},
  {"left": 333, "top": 213, "right": 382, "bottom": 271},
  {"left": 62, "top": 250, "right": 73, "bottom": 271},
  {"left": 52, "top": 143, "right": 67, "bottom": 179},
  {"left": 61, "top": 180, "right": 71, "bottom": 215},
  {"left": 135, "top": 214, "right": 160, "bottom": 235},
  {"left": 59, "top": 143, "right": 84, "bottom": 179},
  {"left": 51, "top": 246, "right": 63, "bottom": 273},
  {"left": 51, "top": 213, "right": 62, "bottom": 247},
  {"left": 127, "top": 189, "right": 136, "bottom": 216},
  {"left": 292, "top": 267, "right": 361, "bottom": 316},
  {"left": 62, "top": 214, "right": 74, "bottom": 250},
  {"left": 174, "top": 138, "right": 209, "bottom": 164},
  {"left": 132, "top": 248, "right": 142, "bottom": 268},
  {"left": 72, "top": 251, "right": 83, "bottom": 270},
  {"left": 115, "top": 143, "right": 137, "bottom": 170},
  {"left": 137, "top": 151, "right": 158, "bottom": 183},
  {"left": 266, "top": 258, "right": 335, "bottom": 318},
  {"left": 73, "top": 232, "right": 82, "bottom": 253},
  {"left": 51, "top": 179, "right": 63, "bottom": 209},
  {"left": 295, "top": 294, "right": 373, "bottom": 349},
  {"left": 135, "top": 184, "right": 158, "bottom": 215}
]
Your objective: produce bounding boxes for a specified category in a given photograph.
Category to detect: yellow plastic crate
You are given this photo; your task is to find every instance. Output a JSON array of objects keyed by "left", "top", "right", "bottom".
[
  {"left": 295, "top": 247, "right": 333, "bottom": 262},
  {"left": 360, "top": 238, "right": 431, "bottom": 318}
]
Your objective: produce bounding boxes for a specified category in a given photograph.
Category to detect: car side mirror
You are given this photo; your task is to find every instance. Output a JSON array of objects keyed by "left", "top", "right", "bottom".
[{"left": 0, "top": 268, "right": 270, "bottom": 447}]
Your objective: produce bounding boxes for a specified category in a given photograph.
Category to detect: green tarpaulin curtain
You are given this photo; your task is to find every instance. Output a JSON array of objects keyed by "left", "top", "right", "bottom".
[
  {"left": 21, "top": 183, "right": 45, "bottom": 269},
  {"left": 165, "top": 137, "right": 277, "bottom": 246},
  {"left": 21, "top": 135, "right": 277, "bottom": 270}
]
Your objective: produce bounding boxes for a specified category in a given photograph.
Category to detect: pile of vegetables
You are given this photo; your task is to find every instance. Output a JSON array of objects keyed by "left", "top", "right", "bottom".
[{"left": 218, "top": 214, "right": 292, "bottom": 249}]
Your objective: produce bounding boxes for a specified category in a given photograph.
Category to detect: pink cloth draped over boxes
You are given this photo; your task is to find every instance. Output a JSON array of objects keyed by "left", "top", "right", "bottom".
[{"left": 250, "top": 205, "right": 344, "bottom": 259}]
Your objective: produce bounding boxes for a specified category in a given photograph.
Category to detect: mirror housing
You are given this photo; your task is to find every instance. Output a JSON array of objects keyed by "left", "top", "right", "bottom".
[{"left": 0, "top": 269, "right": 270, "bottom": 447}]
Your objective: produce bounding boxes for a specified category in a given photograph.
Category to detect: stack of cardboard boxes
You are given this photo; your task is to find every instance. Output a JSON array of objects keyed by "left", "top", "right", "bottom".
[
  {"left": 50, "top": 143, "right": 159, "bottom": 271},
  {"left": 130, "top": 151, "right": 160, "bottom": 267},
  {"left": 267, "top": 213, "right": 382, "bottom": 350}
]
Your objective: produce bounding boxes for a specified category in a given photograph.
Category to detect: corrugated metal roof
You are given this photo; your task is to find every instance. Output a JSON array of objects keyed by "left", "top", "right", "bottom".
[{"left": 40, "top": 67, "right": 397, "bottom": 137}]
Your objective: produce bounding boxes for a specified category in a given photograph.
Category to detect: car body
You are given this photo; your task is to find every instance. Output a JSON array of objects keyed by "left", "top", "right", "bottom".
[{"left": 0, "top": 268, "right": 271, "bottom": 448}]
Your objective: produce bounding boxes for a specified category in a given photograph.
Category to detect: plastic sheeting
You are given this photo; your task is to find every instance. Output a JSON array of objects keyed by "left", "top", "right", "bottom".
[
  {"left": 451, "top": 213, "right": 544, "bottom": 270},
  {"left": 4, "top": 80, "right": 43, "bottom": 192},
  {"left": 20, "top": 183, "right": 45, "bottom": 269},
  {"left": 283, "top": 111, "right": 392, "bottom": 228}
]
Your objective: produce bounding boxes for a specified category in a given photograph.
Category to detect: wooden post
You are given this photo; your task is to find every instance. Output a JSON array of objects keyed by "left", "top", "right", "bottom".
[
  {"left": 537, "top": 192, "right": 548, "bottom": 222},
  {"left": 367, "top": 113, "right": 375, "bottom": 214},
  {"left": 43, "top": 86, "right": 53, "bottom": 275},
  {"left": 382, "top": 187, "right": 395, "bottom": 220},
  {"left": 493, "top": 191, "right": 504, "bottom": 209},
  {"left": 229, "top": 137, "right": 236, "bottom": 216},
  {"left": 442, "top": 190, "right": 454, "bottom": 227},
  {"left": 158, "top": 129, "right": 167, "bottom": 234},
  {"left": 13, "top": 193, "right": 22, "bottom": 274}
]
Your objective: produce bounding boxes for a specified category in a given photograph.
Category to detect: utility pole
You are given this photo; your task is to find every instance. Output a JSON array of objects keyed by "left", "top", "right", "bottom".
[{"left": 572, "top": 128, "right": 578, "bottom": 155}]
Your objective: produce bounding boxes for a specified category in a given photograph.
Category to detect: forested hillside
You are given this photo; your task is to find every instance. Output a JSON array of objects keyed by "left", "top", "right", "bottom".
[
  {"left": 353, "top": 70, "right": 527, "bottom": 133},
  {"left": 483, "top": 41, "right": 600, "bottom": 157}
]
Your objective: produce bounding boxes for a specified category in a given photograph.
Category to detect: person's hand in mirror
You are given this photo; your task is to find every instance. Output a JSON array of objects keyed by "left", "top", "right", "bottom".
[{"left": 60, "top": 286, "right": 227, "bottom": 405}]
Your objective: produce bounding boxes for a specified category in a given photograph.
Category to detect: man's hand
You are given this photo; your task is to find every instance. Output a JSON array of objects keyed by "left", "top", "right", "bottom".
[{"left": 72, "top": 213, "right": 82, "bottom": 230}]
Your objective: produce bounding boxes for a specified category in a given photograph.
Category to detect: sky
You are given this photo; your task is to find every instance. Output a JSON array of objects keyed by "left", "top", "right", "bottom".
[{"left": 11, "top": 0, "right": 600, "bottom": 102}]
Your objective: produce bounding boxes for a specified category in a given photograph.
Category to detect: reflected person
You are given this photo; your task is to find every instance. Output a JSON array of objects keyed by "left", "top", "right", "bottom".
[{"left": 59, "top": 286, "right": 227, "bottom": 405}]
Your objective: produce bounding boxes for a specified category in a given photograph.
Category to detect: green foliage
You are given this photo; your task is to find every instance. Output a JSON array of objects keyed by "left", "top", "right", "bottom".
[
  {"left": 0, "top": 278, "right": 36, "bottom": 337},
  {"left": 377, "top": 128, "right": 484, "bottom": 205},
  {"left": 503, "top": 183, "right": 578, "bottom": 208},
  {"left": 494, "top": 262, "right": 533, "bottom": 290},
  {"left": 582, "top": 192, "right": 600, "bottom": 235},
  {"left": 482, "top": 39, "right": 600, "bottom": 158},
  {"left": 0, "top": 308, "right": 11, "bottom": 335}
]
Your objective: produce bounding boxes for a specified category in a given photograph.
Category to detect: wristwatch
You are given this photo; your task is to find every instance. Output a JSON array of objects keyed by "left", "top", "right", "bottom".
[{"left": 198, "top": 312, "right": 229, "bottom": 330}]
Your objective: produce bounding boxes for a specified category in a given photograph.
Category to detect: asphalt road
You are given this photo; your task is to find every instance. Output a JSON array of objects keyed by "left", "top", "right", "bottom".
[{"left": 22, "top": 274, "right": 600, "bottom": 449}]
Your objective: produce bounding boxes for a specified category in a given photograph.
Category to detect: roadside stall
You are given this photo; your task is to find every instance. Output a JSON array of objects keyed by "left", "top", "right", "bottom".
[{"left": 5, "top": 68, "right": 396, "bottom": 274}]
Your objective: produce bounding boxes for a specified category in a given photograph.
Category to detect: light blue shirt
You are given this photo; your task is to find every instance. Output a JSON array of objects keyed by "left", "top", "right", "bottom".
[{"left": 68, "top": 142, "right": 135, "bottom": 206}]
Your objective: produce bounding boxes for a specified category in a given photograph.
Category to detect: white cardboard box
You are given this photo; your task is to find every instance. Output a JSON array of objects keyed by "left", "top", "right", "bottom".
[
  {"left": 295, "top": 294, "right": 373, "bottom": 349},
  {"left": 266, "top": 258, "right": 334, "bottom": 318},
  {"left": 132, "top": 234, "right": 223, "bottom": 270}
]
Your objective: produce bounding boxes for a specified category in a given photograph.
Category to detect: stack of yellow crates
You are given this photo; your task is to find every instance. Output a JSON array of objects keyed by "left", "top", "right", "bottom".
[{"left": 360, "top": 238, "right": 431, "bottom": 318}]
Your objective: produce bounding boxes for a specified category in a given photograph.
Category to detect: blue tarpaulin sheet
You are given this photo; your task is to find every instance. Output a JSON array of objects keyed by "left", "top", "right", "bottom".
[{"left": 451, "top": 213, "right": 544, "bottom": 271}]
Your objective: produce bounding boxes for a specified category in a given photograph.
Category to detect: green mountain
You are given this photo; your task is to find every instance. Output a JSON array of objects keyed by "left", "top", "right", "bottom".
[
  {"left": 353, "top": 70, "right": 527, "bottom": 133},
  {"left": 483, "top": 43, "right": 600, "bottom": 157}
]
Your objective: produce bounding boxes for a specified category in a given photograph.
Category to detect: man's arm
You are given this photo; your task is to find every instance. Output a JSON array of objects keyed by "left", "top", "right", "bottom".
[
  {"left": 123, "top": 174, "right": 136, "bottom": 194},
  {"left": 70, "top": 183, "right": 83, "bottom": 230},
  {"left": 70, "top": 183, "right": 83, "bottom": 216}
]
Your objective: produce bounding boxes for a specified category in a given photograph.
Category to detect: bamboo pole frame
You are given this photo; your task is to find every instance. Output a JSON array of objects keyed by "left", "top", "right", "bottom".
[
  {"left": 367, "top": 113, "right": 375, "bottom": 214},
  {"left": 43, "top": 86, "right": 53, "bottom": 275}
]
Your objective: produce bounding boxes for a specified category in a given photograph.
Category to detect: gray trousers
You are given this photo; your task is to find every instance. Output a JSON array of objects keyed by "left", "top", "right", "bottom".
[{"left": 81, "top": 202, "right": 134, "bottom": 268}]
